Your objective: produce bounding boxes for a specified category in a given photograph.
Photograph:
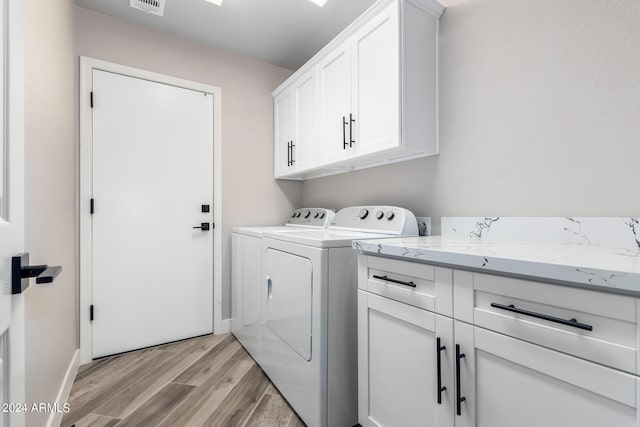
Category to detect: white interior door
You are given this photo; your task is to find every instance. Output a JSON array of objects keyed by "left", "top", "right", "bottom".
[
  {"left": 0, "top": 1, "right": 25, "bottom": 425},
  {"left": 92, "top": 70, "right": 214, "bottom": 358}
]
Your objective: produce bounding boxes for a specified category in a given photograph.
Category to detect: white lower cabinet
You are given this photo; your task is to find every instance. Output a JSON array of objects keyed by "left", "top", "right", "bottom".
[
  {"left": 357, "top": 254, "right": 640, "bottom": 426},
  {"left": 455, "top": 321, "right": 640, "bottom": 427},
  {"left": 358, "top": 290, "right": 454, "bottom": 427}
]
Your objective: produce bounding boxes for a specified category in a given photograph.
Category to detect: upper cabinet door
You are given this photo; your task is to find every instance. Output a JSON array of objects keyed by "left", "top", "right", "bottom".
[
  {"left": 292, "top": 68, "right": 318, "bottom": 172},
  {"left": 318, "top": 40, "right": 353, "bottom": 166},
  {"left": 274, "top": 89, "right": 294, "bottom": 178},
  {"left": 352, "top": 3, "right": 400, "bottom": 158}
]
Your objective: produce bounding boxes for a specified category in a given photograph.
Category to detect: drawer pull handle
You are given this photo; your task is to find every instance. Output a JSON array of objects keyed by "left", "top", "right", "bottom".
[
  {"left": 372, "top": 275, "right": 416, "bottom": 288},
  {"left": 455, "top": 344, "right": 466, "bottom": 416},
  {"left": 490, "top": 303, "right": 593, "bottom": 331},
  {"left": 436, "top": 337, "right": 446, "bottom": 404}
]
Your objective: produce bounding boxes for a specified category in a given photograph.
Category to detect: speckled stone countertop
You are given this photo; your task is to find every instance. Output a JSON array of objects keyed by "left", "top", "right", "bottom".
[{"left": 353, "top": 236, "right": 640, "bottom": 296}]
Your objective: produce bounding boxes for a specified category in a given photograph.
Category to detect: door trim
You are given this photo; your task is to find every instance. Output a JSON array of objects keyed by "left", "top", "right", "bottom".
[{"left": 79, "top": 57, "right": 224, "bottom": 364}]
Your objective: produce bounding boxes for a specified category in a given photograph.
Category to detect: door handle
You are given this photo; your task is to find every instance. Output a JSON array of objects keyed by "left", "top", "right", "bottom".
[
  {"left": 290, "top": 141, "right": 296, "bottom": 166},
  {"left": 437, "top": 337, "right": 446, "bottom": 404},
  {"left": 372, "top": 274, "right": 416, "bottom": 288},
  {"left": 266, "top": 276, "right": 273, "bottom": 300},
  {"left": 490, "top": 302, "right": 593, "bottom": 331},
  {"left": 193, "top": 223, "right": 210, "bottom": 231},
  {"left": 349, "top": 113, "right": 355, "bottom": 147},
  {"left": 12, "top": 253, "right": 63, "bottom": 294},
  {"left": 287, "top": 141, "right": 291, "bottom": 166},
  {"left": 456, "top": 344, "right": 466, "bottom": 416},
  {"left": 343, "top": 116, "right": 348, "bottom": 149}
]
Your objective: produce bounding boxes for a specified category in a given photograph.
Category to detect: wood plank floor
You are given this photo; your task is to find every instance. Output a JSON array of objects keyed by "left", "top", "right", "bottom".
[{"left": 62, "top": 334, "right": 306, "bottom": 427}]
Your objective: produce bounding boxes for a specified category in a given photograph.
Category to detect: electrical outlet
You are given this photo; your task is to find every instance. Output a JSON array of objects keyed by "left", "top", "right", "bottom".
[{"left": 416, "top": 217, "right": 432, "bottom": 236}]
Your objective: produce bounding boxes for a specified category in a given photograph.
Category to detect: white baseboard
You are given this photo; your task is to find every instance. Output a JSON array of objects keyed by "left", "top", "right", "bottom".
[
  {"left": 47, "top": 349, "right": 79, "bottom": 427},
  {"left": 215, "top": 318, "right": 231, "bottom": 335}
]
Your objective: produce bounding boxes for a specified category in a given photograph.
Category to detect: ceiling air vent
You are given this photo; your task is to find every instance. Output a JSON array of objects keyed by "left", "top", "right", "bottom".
[{"left": 130, "top": 0, "right": 166, "bottom": 17}]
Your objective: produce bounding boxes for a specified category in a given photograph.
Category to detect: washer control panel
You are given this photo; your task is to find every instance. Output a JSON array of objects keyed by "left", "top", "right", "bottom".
[
  {"left": 329, "top": 206, "right": 419, "bottom": 236},
  {"left": 286, "top": 208, "right": 335, "bottom": 228}
]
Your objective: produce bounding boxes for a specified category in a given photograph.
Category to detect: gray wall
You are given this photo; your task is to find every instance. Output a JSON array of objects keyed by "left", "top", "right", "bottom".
[
  {"left": 303, "top": 0, "right": 640, "bottom": 233},
  {"left": 24, "top": 1, "right": 77, "bottom": 426},
  {"left": 75, "top": 7, "right": 301, "bottom": 320}
]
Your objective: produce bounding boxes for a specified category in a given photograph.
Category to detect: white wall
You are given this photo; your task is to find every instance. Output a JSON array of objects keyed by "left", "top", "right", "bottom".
[
  {"left": 24, "top": 1, "right": 77, "bottom": 426},
  {"left": 75, "top": 7, "right": 301, "bottom": 320},
  {"left": 303, "top": 0, "right": 640, "bottom": 232}
]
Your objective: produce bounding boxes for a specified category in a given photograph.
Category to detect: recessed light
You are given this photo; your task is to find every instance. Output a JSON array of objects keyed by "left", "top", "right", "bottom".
[
  {"left": 309, "top": 0, "right": 327, "bottom": 6},
  {"left": 205, "top": 0, "right": 223, "bottom": 5}
]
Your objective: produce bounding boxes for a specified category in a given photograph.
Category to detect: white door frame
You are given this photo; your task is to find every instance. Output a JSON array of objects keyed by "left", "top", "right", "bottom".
[
  {"left": 4, "top": 0, "right": 26, "bottom": 425},
  {"left": 79, "top": 57, "right": 224, "bottom": 364}
]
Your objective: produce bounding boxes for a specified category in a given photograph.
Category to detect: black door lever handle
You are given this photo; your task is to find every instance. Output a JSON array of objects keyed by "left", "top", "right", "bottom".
[
  {"left": 193, "top": 223, "right": 210, "bottom": 231},
  {"left": 12, "top": 253, "right": 63, "bottom": 294}
]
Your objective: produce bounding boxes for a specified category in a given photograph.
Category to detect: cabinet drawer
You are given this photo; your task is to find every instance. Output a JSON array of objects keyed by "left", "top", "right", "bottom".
[
  {"left": 358, "top": 255, "right": 452, "bottom": 316},
  {"left": 454, "top": 271, "right": 640, "bottom": 374}
]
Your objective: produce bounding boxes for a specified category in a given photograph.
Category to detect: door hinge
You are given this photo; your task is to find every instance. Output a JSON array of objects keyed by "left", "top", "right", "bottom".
[
  {"left": 212, "top": 222, "right": 215, "bottom": 229},
  {"left": 90, "top": 91, "right": 94, "bottom": 108},
  {"left": 90, "top": 304, "right": 94, "bottom": 321},
  {"left": 90, "top": 198, "right": 95, "bottom": 215}
]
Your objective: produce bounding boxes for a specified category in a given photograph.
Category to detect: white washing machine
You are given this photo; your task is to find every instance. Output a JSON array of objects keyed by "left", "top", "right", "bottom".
[
  {"left": 260, "top": 206, "right": 419, "bottom": 427},
  {"left": 231, "top": 208, "right": 335, "bottom": 365}
]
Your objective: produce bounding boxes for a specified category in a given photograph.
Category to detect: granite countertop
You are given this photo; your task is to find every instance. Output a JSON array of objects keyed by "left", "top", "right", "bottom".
[{"left": 353, "top": 236, "right": 640, "bottom": 296}]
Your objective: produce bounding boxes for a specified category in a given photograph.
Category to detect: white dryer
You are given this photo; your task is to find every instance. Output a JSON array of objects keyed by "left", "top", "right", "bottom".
[
  {"left": 231, "top": 208, "right": 334, "bottom": 365},
  {"left": 260, "top": 206, "right": 419, "bottom": 427}
]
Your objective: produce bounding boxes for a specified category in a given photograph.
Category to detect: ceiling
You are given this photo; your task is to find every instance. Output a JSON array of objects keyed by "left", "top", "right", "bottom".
[{"left": 75, "top": 0, "right": 378, "bottom": 70}]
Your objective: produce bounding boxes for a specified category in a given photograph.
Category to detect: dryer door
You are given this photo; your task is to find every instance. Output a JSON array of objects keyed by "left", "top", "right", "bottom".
[{"left": 264, "top": 248, "right": 313, "bottom": 361}]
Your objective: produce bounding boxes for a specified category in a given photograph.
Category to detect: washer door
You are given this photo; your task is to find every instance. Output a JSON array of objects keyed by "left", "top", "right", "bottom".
[{"left": 264, "top": 248, "right": 313, "bottom": 361}]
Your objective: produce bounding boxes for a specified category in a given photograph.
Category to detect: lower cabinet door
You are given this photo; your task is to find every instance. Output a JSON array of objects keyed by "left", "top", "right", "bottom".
[
  {"left": 358, "top": 290, "right": 455, "bottom": 427},
  {"left": 454, "top": 321, "right": 640, "bottom": 427}
]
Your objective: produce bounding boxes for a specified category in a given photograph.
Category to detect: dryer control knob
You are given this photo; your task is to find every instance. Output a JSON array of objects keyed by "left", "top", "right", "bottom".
[
  {"left": 296, "top": 212, "right": 301, "bottom": 218},
  {"left": 386, "top": 211, "right": 395, "bottom": 220},
  {"left": 304, "top": 211, "right": 311, "bottom": 218},
  {"left": 314, "top": 212, "right": 320, "bottom": 219},
  {"left": 359, "top": 209, "right": 369, "bottom": 219},
  {"left": 375, "top": 210, "right": 384, "bottom": 220},
  {"left": 319, "top": 212, "right": 325, "bottom": 219},
  {"left": 292, "top": 212, "right": 297, "bottom": 218}
]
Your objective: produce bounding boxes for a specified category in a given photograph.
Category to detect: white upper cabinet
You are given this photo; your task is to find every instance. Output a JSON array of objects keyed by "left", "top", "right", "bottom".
[
  {"left": 350, "top": 4, "right": 400, "bottom": 159},
  {"left": 273, "top": 0, "right": 444, "bottom": 180},
  {"left": 274, "top": 67, "right": 319, "bottom": 178},
  {"left": 274, "top": 89, "right": 295, "bottom": 178},
  {"left": 318, "top": 41, "right": 353, "bottom": 165},
  {"left": 293, "top": 68, "right": 319, "bottom": 172}
]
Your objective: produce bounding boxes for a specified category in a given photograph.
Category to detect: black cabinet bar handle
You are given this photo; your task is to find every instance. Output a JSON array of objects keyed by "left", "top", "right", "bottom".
[
  {"left": 456, "top": 344, "right": 466, "bottom": 416},
  {"left": 372, "top": 274, "right": 416, "bottom": 288},
  {"left": 286, "top": 141, "right": 291, "bottom": 166},
  {"left": 437, "top": 337, "right": 446, "bottom": 404},
  {"left": 343, "top": 116, "right": 348, "bottom": 149},
  {"left": 490, "top": 303, "right": 593, "bottom": 331},
  {"left": 290, "top": 141, "right": 295, "bottom": 165},
  {"left": 349, "top": 113, "right": 355, "bottom": 147}
]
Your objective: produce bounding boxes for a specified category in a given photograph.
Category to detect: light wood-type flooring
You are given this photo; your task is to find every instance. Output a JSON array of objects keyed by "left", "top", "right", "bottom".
[{"left": 62, "top": 334, "right": 306, "bottom": 427}]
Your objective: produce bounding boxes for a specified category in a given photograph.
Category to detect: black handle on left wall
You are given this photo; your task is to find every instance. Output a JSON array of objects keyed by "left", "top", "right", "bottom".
[{"left": 12, "top": 253, "right": 63, "bottom": 294}]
